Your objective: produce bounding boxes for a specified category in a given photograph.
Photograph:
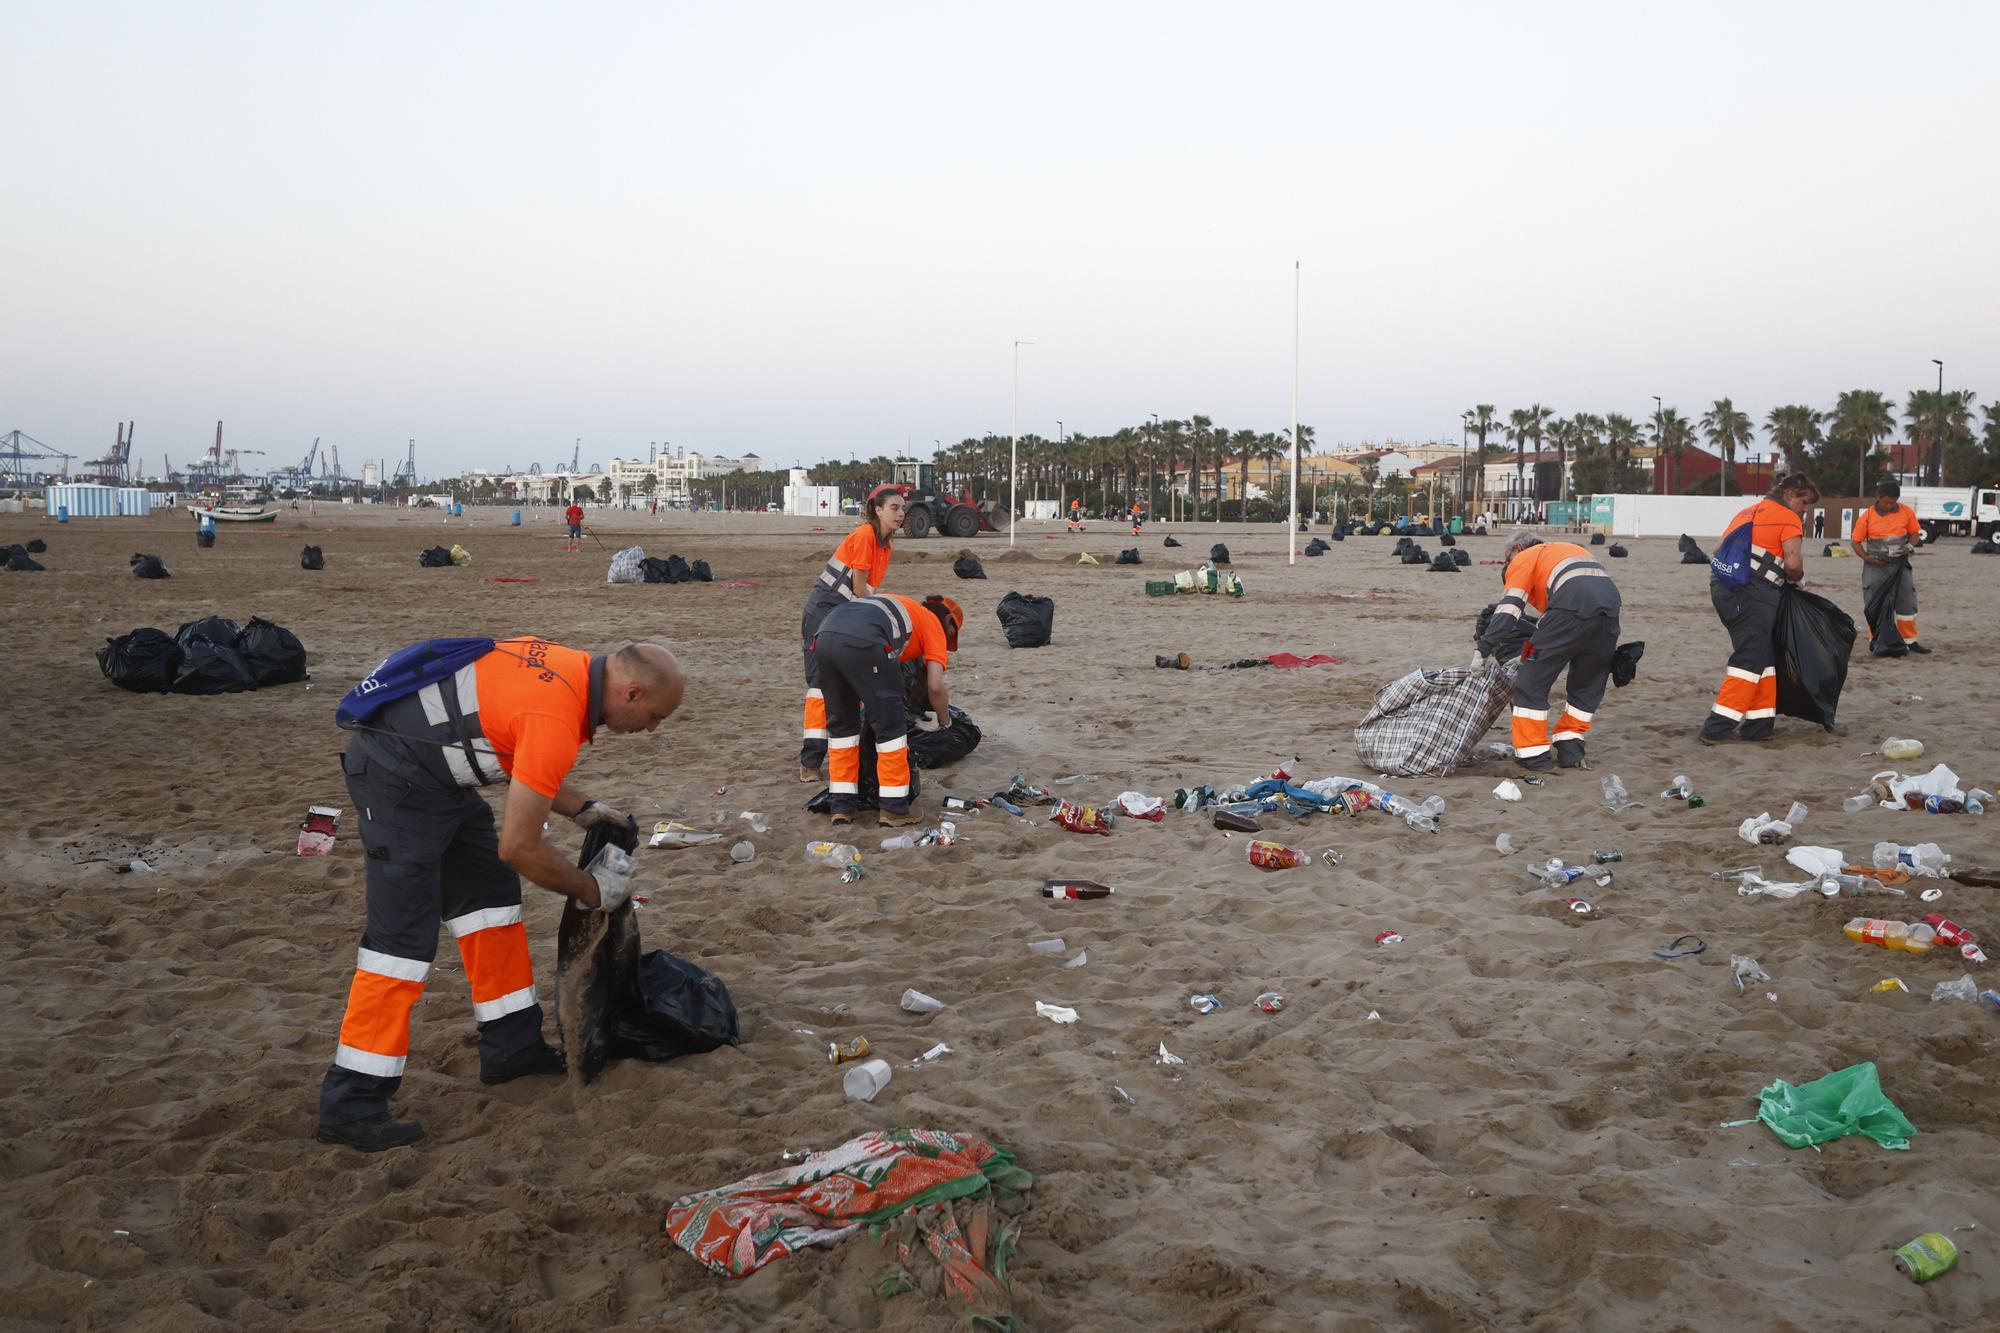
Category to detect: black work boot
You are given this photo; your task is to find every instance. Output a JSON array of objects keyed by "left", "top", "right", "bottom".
[
  {"left": 1554, "top": 740, "right": 1588, "bottom": 769},
  {"left": 317, "top": 1113, "right": 425, "bottom": 1152},
  {"left": 1515, "top": 752, "right": 1555, "bottom": 773},
  {"left": 1907, "top": 641, "right": 1932, "bottom": 655},
  {"left": 480, "top": 1042, "right": 565, "bottom": 1086}
]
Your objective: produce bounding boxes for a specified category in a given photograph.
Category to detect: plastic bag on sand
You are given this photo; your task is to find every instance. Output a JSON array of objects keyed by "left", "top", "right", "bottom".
[
  {"left": 1115, "top": 791, "right": 1166, "bottom": 820},
  {"left": 1878, "top": 763, "right": 1964, "bottom": 807},
  {"left": 607, "top": 546, "right": 647, "bottom": 584},
  {"left": 1773, "top": 585, "right": 1854, "bottom": 731},
  {"left": 449, "top": 544, "right": 472, "bottom": 566},
  {"left": 996, "top": 591, "right": 1054, "bottom": 648},
  {"left": 1785, "top": 846, "right": 1845, "bottom": 878},
  {"left": 1746, "top": 1061, "right": 1916, "bottom": 1151},
  {"left": 97, "top": 628, "right": 180, "bottom": 693}
]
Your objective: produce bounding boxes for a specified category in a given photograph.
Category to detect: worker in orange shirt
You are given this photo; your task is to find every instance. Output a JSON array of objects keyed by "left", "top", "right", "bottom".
[
  {"left": 1129, "top": 503, "right": 1142, "bottom": 537},
  {"left": 316, "top": 637, "right": 684, "bottom": 1152},
  {"left": 1851, "top": 479, "right": 1928, "bottom": 656},
  {"left": 812, "top": 592, "right": 961, "bottom": 827},
  {"left": 1701, "top": 473, "right": 1818, "bottom": 743},
  {"left": 1067, "top": 497, "right": 1084, "bottom": 533},
  {"left": 800, "top": 485, "right": 903, "bottom": 781},
  {"left": 1476, "top": 534, "right": 1622, "bottom": 771}
]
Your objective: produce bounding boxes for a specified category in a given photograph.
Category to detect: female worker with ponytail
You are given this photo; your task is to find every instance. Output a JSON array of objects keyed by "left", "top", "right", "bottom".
[{"left": 799, "top": 485, "right": 905, "bottom": 780}]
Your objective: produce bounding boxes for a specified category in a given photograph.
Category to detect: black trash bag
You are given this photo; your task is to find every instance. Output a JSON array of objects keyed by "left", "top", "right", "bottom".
[
  {"left": 1590, "top": 532, "right": 1606, "bottom": 546},
  {"left": 97, "top": 628, "right": 181, "bottom": 693},
  {"left": 236, "top": 617, "right": 307, "bottom": 686},
  {"left": 6, "top": 548, "right": 44, "bottom": 572},
  {"left": 1304, "top": 545, "right": 1325, "bottom": 558},
  {"left": 301, "top": 545, "right": 325, "bottom": 570},
  {"left": 196, "top": 528, "right": 216, "bottom": 549},
  {"left": 1821, "top": 542, "right": 1837, "bottom": 558},
  {"left": 1428, "top": 552, "right": 1458, "bottom": 572},
  {"left": 1439, "top": 533, "right": 1457, "bottom": 547},
  {"left": 1329, "top": 529, "right": 1346, "bottom": 542},
  {"left": 1970, "top": 539, "right": 1997, "bottom": 555},
  {"left": 131, "top": 553, "right": 170, "bottom": 579},
  {"left": 1163, "top": 536, "right": 1182, "bottom": 548},
  {"left": 655, "top": 553, "right": 696, "bottom": 583},
  {"left": 996, "top": 591, "right": 1055, "bottom": 648},
  {"left": 1679, "top": 534, "right": 1709, "bottom": 564},
  {"left": 26, "top": 538, "right": 46, "bottom": 553},
  {"left": 638, "top": 556, "right": 676, "bottom": 583},
  {"left": 1861, "top": 564, "right": 1908, "bottom": 654},
  {"left": 176, "top": 616, "right": 240, "bottom": 649},
  {"left": 953, "top": 554, "right": 987, "bottom": 579},
  {"left": 557, "top": 817, "right": 737, "bottom": 1078},
  {"left": 1410, "top": 523, "right": 1434, "bottom": 537},
  {"left": 1607, "top": 543, "right": 1628, "bottom": 558},
  {"left": 909, "top": 705, "right": 982, "bottom": 768},
  {"left": 1773, "top": 585, "right": 1855, "bottom": 731},
  {"left": 1393, "top": 536, "right": 1413, "bottom": 553},
  {"left": 171, "top": 637, "right": 258, "bottom": 695},
  {"left": 689, "top": 559, "right": 714, "bottom": 582},
  {"left": 1400, "top": 548, "right": 1429, "bottom": 565},
  {"left": 1450, "top": 549, "right": 1471, "bottom": 567},
  {"left": 1209, "top": 543, "right": 1230, "bottom": 565},
  {"left": 418, "top": 546, "right": 453, "bottom": 567},
  {"left": 1115, "top": 548, "right": 1142, "bottom": 565},
  {"left": 1475, "top": 525, "right": 1489, "bottom": 536},
  {"left": 1611, "top": 640, "right": 1646, "bottom": 687}
]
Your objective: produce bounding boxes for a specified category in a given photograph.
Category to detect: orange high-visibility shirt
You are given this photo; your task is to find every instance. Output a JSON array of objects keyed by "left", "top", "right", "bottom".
[
  {"left": 826, "top": 523, "right": 892, "bottom": 594},
  {"left": 472, "top": 638, "right": 594, "bottom": 798},
  {"left": 1723, "top": 498, "right": 1803, "bottom": 561},
  {"left": 1852, "top": 503, "right": 1919, "bottom": 543}
]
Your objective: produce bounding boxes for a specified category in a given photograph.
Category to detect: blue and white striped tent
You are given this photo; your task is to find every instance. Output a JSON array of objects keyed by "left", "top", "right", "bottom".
[{"left": 46, "top": 484, "right": 152, "bottom": 517}]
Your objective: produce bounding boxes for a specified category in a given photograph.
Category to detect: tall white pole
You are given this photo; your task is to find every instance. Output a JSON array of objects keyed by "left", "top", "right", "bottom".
[{"left": 1289, "top": 260, "right": 1300, "bottom": 564}]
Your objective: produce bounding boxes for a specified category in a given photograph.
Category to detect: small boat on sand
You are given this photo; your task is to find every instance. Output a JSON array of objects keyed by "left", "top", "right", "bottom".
[{"left": 191, "top": 506, "right": 279, "bottom": 523}]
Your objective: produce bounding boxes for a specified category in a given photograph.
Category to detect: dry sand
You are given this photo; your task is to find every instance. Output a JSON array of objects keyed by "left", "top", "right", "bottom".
[{"left": 1, "top": 505, "right": 1996, "bottom": 1331}]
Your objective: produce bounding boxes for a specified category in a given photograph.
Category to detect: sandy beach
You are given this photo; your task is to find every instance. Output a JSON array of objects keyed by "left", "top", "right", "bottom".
[{"left": 2, "top": 504, "right": 1996, "bottom": 1331}]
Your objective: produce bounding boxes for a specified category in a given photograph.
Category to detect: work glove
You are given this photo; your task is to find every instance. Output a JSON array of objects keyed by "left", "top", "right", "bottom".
[
  {"left": 573, "top": 798, "right": 629, "bottom": 831},
  {"left": 585, "top": 843, "right": 636, "bottom": 912},
  {"left": 1469, "top": 649, "right": 1489, "bottom": 669}
]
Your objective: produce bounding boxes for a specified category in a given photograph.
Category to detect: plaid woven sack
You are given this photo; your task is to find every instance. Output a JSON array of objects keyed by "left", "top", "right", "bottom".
[{"left": 1353, "top": 660, "right": 1516, "bottom": 776}]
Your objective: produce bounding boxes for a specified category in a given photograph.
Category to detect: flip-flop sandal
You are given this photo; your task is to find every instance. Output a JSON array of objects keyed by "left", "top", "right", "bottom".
[{"left": 1652, "top": 934, "right": 1707, "bottom": 960}]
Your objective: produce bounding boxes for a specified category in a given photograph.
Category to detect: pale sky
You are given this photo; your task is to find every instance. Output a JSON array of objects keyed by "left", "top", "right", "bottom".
[{"left": 5, "top": 0, "right": 1995, "bottom": 477}]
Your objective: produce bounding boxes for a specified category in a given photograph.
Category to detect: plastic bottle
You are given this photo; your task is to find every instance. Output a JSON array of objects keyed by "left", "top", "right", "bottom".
[
  {"left": 842, "top": 1057, "right": 892, "bottom": 1102},
  {"left": 1042, "top": 879, "right": 1115, "bottom": 899},
  {"left": 1842, "top": 793, "right": 1875, "bottom": 813},
  {"left": 806, "top": 841, "right": 861, "bottom": 868},
  {"left": 1881, "top": 737, "right": 1925, "bottom": 761},
  {"left": 1783, "top": 801, "right": 1807, "bottom": 828},
  {"left": 1378, "top": 791, "right": 1440, "bottom": 833},
  {"left": 1247, "top": 840, "right": 1310, "bottom": 869},
  {"left": 1025, "top": 937, "right": 1067, "bottom": 954},
  {"left": 1602, "top": 775, "right": 1634, "bottom": 812},
  {"left": 1873, "top": 842, "right": 1950, "bottom": 876},
  {"left": 989, "top": 795, "right": 1025, "bottom": 817},
  {"left": 1967, "top": 789, "right": 1993, "bottom": 816},
  {"left": 1843, "top": 917, "right": 1938, "bottom": 953},
  {"left": 1818, "top": 872, "right": 1905, "bottom": 898},
  {"left": 1921, "top": 795, "right": 1965, "bottom": 814}
]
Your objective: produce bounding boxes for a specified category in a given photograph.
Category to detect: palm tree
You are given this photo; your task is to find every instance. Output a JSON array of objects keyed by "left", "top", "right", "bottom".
[
  {"left": 1700, "top": 398, "right": 1754, "bottom": 496},
  {"left": 1650, "top": 407, "right": 1694, "bottom": 493},
  {"left": 1210, "top": 426, "right": 1232, "bottom": 524},
  {"left": 1231, "top": 428, "right": 1260, "bottom": 516},
  {"left": 1602, "top": 414, "right": 1641, "bottom": 490},
  {"left": 1359, "top": 457, "right": 1382, "bottom": 519},
  {"left": 1551, "top": 411, "right": 1595, "bottom": 502},
  {"left": 1904, "top": 388, "right": 1979, "bottom": 486},
  {"left": 1270, "top": 425, "right": 1315, "bottom": 513},
  {"left": 1466, "top": 404, "right": 1500, "bottom": 508},
  {"left": 1505, "top": 403, "right": 1552, "bottom": 515},
  {"left": 1829, "top": 389, "right": 1897, "bottom": 497},
  {"left": 1763, "top": 405, "right": 1823, "bottom": 478},
  {"left": 1186, "top": 415, "right": 1212, "bottom": 522}
]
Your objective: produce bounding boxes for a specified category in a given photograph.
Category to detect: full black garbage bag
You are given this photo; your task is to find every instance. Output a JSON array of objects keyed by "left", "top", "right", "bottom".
[
  {"left": 301, "top": 545, "right": 324, "bottom": 570},
  {"left": 1115, "top": 548, "right": 1141, "bottom": 565},
  {"left": 236, "top": 617, "right": 308, "bottom": 686},
  {"left": 5, "top": 548, "right": 44, "bottom": 572},
  {"left": 1607, "top": 543, "right": 1628, "bottom": 558},
  {"left": 171, "top": 637, "right": 258, "bottom": 694},
  {"left": 1971, "top": 539, "right": 1998, "bottom": 555},
  {"left": 1611, "top": 640, "right": 1646, "bottom": 687},
  {"left": 26, "top": 539, "right": 46, "bottom": 553},
  {"left": 555, "top": 818, "right": 742, "bottom": 1083},
  {"left": 1476, "top": 601, "right": 1532, "bottom": 662},
  {"left": 1439, "top": 533, "right": 1457, "bottom": 547},
  {"left": 1393, "top": 536, "right": 1413, "bottom": 553},
  {"left": 1773, "top": 585, "right": 1855, "bottom": 731},
  {"left": 1679, "top": 534, "right": 1708, "bottom": 564},
  {"left": 689, "top": 559, "right": 714, "bottom": 582},
  {"left": 177, "top": 616, "right": 240, "bottom": 649},
  {"left": 196, "top": 528, "right": 216, "bottom": 549},
  {"left": 1410, "top": 523, "right": 1434, "bottom": 537},
  {"left": 953, "top": 554, "right": 987, "bottom": 579},
  {"left": 1163, "top": 536, "right": 1182, "bottom": 548},
  {"left": 642, "top": 553, "right": 697, "bottom": 583},
  {"left": 996, "top": 591, "right": 1054, "bottom": 648},
  {"left": 1209, "top": 543, "right": 1230, "bottom": 565},
  {"left": 97, "top": 628, "right": 181, "bottom": 693},
  {"left": 1329, "top": 529, "right": 1346, "bottom": 542},
  {"left": 1450, "top": 548, "right": 1471, "bottom": 567},
  {"left": 1304, "top": 539, "right": 1328, "bottom": 557},
  {"left": 1861, "top": 563, "right": 1909, "bottom": 653},
  {"left": 1428, "top": 552, "right": 1458, "bottom": 572},
  {"left": 418, "top": 546, "right": 453, "bottom": 567},
  {"left": 1400, "top": 548, "right": 1429, "bottom": 565},
  {"left": 1590, "top": 532, "right": 1606, "bottom": 546},
  {"left": 910, "top": 706, "right": 982, "bottom": 768},
  {"left": 131, "top": 553, "right": 170, "bottom": 579}
]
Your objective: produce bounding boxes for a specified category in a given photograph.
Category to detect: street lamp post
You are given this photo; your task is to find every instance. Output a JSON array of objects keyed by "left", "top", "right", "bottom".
[
  {"left": 1932, "top": 358, "right": 1944, "bottom": 486},
  {"left": 1651, "top": 395, "right": 1663, "bottom": 494},
  {"left": 1149, "top": 412, "right": 1162, "bottom": 521},
  {"left": 1011, "top": 340, "right": 1032, "bottom": 547},
  {"left": 1460, "top": 411, "right": 1470, "bottom": 519}
]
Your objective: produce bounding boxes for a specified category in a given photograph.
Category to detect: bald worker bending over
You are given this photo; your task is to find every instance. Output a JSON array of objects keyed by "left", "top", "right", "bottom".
[{"left": 316, "top": 638, "right": 684, "bottom": 1151}]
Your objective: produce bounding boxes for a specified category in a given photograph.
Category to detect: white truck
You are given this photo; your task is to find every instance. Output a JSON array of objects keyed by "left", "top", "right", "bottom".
[{"left": 1901, "top": 485, "right": 2000, "bottom": 540}]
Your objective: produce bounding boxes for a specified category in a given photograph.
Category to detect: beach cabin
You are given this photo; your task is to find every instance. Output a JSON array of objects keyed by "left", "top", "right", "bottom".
[{"left": 46, "top": 483, "right": 152, "bottom": 518}]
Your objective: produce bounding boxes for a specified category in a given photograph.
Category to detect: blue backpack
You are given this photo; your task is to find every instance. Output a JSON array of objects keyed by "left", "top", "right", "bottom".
[
  {"left": 1709, "top": 519, "right": 1756, "bottom": 589},
  {"left": 337, "top": 637, "right": 495, "bottom": 728}
]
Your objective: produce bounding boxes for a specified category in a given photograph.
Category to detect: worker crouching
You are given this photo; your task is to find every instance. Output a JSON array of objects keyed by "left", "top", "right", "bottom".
[
  {"left": 813, "top": 593, "right": 961, "bottom": 828},
  {"left": 1477, "top": 534, "right": 1622, "bottom": 771}
]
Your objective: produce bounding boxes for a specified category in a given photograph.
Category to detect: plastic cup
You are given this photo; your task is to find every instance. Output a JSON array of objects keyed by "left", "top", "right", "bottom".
[
  {"left": 842, "top": 1057, "right": 892, "bottom": 1102},
  {"left": 900, "top": 988, "right": 945, "bottom": 1013}
]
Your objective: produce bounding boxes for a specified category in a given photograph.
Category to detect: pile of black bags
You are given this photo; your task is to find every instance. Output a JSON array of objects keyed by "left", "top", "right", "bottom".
[
  {"left": 2, "top": 543, "right": 44, "bottom": 571},
  {"left": 641, "top": 554, "right": 714, "bottom": 583},
  {"left": 97, "top": 615, "right": 308, "bottom": 695}
]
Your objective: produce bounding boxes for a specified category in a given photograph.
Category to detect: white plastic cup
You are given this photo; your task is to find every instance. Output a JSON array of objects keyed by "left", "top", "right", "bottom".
[
  {"left": 900, "top": 988, "right": 945, "bottom": 1014},
  {"left": 730, "top": 841, "right": 755, "bottom": 863},
  {"left": 1026, "top": 938, "right": 1066, "bottom": 955},
  {"left": 843, "top": 1057, "right": 892, "bottom": 1102}
]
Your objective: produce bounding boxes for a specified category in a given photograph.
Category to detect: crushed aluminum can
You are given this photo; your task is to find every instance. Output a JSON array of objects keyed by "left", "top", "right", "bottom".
[
  {"left": 1519, "top": 774, "right": 1547, "bottom": 786},
  {"left": 1254, "top": 991, "right": 1285, "bottom": 1013},
  {"left": 841, "top": 862, "right": 864, "bottom": 883},
  {"left": 1566, "top": 898, "right": 1598, "bottom": 917},
  {"left": 1188, "top": 993, "right": 1222, "bottom": 1015},
  {"left": 1962, "top": 942, "right": 1989, "bottom": 965},
  {"left": 1374, "top": 930, "right": 1404, "bottom": 946},
  {"left": 827, "top": 1037, "right": 870, "bottom": 1065}
]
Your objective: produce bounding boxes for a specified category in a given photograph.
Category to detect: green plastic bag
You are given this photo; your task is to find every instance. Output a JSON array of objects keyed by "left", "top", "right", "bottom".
[{"left": 1749, "top": 1061, "right": 1917, "bottom": 1151}]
